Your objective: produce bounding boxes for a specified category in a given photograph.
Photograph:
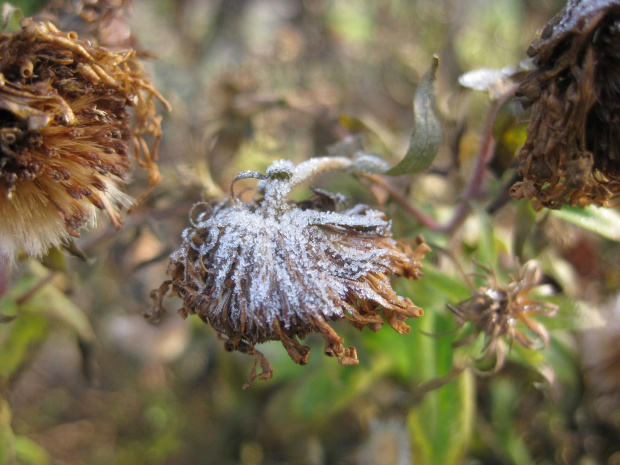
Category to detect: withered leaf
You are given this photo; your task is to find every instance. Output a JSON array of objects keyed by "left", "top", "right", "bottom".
[{"left": 385, "top": 55, "right": 441, "bottom": 176}]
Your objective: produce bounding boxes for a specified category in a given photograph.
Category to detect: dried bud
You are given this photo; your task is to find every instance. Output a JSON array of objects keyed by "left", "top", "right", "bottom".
[
  {"left": 151, "top": 157, "right": 430, "bottom": 387},
  {"left": 0, "top": 16, "right": 169, "bottom": 259},
  {"left": 448, "top": 262, "right": 557, "bottom": 374},
  {"left": 511, "top": 0, "right": 620, "bottom": 209}
]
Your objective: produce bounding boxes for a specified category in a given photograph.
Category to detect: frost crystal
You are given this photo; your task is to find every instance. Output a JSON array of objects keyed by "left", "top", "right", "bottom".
[{"left": 151, "top": 157, "right": 430, "bottom": 387}]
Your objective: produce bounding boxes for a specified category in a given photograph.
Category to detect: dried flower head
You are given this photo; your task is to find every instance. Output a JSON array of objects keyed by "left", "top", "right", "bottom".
[
  {"left": 0, "top": 16, "right": 169, "bottom": 258},
  {"left": 448, "top": 261, "right": 557, "bottom": 374},
  {"left": 510, "top": 0, "right": 620, "bottom": 209},
  {"left": 151, "top": 157, "right": 430, "bottom": 387}
]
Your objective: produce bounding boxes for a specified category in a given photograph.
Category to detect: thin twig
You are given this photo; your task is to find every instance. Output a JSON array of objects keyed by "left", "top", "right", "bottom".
[
  {"left": 440, "top": 84, "right": 520, "bottom": 234},
  {"left": 359, "top": 172, "right": 441, "bottom": 230},
  {"left": 410, "top": 365, "right": 467, "bottom": 403},
  {"left": 15, "top": 271, "right": 56, "bottom": 306},
  {"left": 79, "top": 203, "right": 193, "bottom": 252}
]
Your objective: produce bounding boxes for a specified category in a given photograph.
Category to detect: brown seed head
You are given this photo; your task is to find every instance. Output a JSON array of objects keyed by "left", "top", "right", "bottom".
[
  {"left": 511, "top": 0, "right": 620, "bottom": 209},
  {"left": 0, "top": 16, "right": 168, "bottom": 258},
  {"left": 448, "top": 261, "right": 557, "bottom": 374}
]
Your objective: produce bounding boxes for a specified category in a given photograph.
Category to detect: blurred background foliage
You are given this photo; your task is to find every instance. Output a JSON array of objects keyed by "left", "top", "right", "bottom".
[{"left": 2, "top": 0, "right": 620, "bottom": 464}]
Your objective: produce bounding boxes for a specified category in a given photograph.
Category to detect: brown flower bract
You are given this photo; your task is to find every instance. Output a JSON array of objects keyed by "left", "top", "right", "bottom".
[
  {"left": 151, "top": 158, "right": 430, "bottom": 388},
  {"left": 511, "top": 0, "right": 620, "bottom": 209},
  {"left": 0, "top": 16, "right": 168, "bottom": 258}
]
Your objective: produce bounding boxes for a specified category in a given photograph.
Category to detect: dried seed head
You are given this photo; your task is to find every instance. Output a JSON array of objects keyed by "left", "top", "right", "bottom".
[
  {"left": 0, "top": 16, "right": 168, "bottom": 259},
  {"left": 151, "top": 157, "right": 430, "bottom": 387},
  {"left": 511, "top": 0, "right": 620, "bottom": 209},
  {"left": 448, "top": 261, "right": 557, "bottom": 374}
]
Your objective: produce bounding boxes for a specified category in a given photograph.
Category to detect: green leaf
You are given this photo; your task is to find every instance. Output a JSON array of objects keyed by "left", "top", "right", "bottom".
[
  {"left": 539, "top": 295, "right": 604, "bottom": 331},
  {"left": 0, "top": 297, "right": 17, "bottom": 324},
  {"left": 18, "top": 262, "right": 96, "bottom": 346},
  {"left": 15, "top": 437, "right": 49, "bottom": 465},
  {"left": 0, "top": 262, "right": 96, "bottom": 382},
  {"left": 2, "top": 4, "right": 22, "bottom": 30},
  {"left": 408, "top": 369, "right": 474, "bottom": 465},
  {"left": 470, "top": 204, "right": 498, "bottom": 271},
  {"left": 489, "top": 378, "right": 535, "bottom": 465},
  {"left": 385, "top": 56, "right": 441, "bottom": 176},
  {"left": 514, "top": 201, "right": 536, "bottom": 257},
  {"left": 550, "top": 205, "right": 620, "bottom": 241},
  {"left": 509, "top": 343, "right": 554, "bottom": 385},
  {"left": 0, "top": 399, "right": 16, "bottom": 465},
  {"left": 0, "top": 313, "right": 49, "bottom": 381}
]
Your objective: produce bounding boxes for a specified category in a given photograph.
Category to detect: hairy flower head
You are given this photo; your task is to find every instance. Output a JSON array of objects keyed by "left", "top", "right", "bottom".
[
  {"left": 448, "top": 261, "right": 557, "bottom": 374},
  {"left": 0, "top": 16, "right": 169, "bottom": 259},
  {"left": 511, "top": 0, "right": 620, "bottom": 209},
  {"left": 151, "top": 157, "right": 430, "bottom": 387}
]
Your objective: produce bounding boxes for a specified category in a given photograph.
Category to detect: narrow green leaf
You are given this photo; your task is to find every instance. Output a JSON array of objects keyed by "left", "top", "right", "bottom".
[
  {"left": 514, "top": 200, "right": 536, "bottom": 257},
  {"left": 0, "top": 399, "right": 16, "bottom": 465},
  {"left": 490, "top": 378, "right": 535, "bottom": 465},
  {"left": 474, "top": 205, "right": 498, "bottom": 270},
  {"left": 0, "top": 314, "right": 49, "bottom": 381},
  {"left": 550, "top": 205, "right": 620, "bottom": 241},
  {"left": 15, "top": 436, "right": 50, "bottom": 465},
  {"left": 408, "top": 369, "right": 474, "bottom": 465},
  {"left": 385, "top": 56, "right": 441, "bottom": 176}
]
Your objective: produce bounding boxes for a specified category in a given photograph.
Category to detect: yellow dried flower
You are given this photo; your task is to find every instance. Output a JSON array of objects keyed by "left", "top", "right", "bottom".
[
  {"left": 511, "top": 0, "right": 620, "bottom": 209},
  {"left": 448, "top": 261, "right": 557, "bottom": 374},
  {"left": 0, "top": 16, "right": 169, "bottom": 259},
  {"left": 151, "top": 157, "right": 430, "bottom": 387}
]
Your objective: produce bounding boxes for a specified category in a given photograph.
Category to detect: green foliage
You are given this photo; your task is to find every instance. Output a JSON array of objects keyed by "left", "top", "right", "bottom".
[
  {"left": 408, "top": 370, "right": 474, "bottom": 465},
  {"left": 385, "top": 56, "right": 442, "bottom": 176},
  {"left": 550, "top": 205, "right": 620, "bottom": 242}
]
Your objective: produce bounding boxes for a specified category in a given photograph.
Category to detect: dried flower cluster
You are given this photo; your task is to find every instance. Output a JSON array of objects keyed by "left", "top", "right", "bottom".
[
  {"left": 511, "top": 0, "right": 620, "bottom": 209},
  {"left": 0, "top": 15, "right": 168, "bottom": 259},
  {"left": 448, "top": 262, "right": 557, "bottom": 373},
  {"left": 151, "top": 157, "right": 430, "bottom": 387}
]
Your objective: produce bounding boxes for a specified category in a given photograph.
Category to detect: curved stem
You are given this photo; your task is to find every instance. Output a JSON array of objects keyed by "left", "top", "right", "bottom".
[{"left": 359, "top": 172, "right": 441, "bottom": 230}]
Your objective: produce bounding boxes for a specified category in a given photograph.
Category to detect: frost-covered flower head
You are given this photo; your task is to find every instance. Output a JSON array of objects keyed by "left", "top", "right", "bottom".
[{"left": 151, "top": 157, "right": 430, "bottom": 387}]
